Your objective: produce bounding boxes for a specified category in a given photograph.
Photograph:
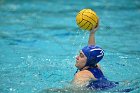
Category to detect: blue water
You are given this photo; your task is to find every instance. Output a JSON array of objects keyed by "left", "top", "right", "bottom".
[{"left": 0, "top": 0, "right": 140, "bottom": 93}]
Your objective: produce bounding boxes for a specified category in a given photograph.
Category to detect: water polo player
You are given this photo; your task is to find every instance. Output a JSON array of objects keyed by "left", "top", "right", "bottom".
[{"left": 72, "top": 22, "right": 118, "bottom": 90}]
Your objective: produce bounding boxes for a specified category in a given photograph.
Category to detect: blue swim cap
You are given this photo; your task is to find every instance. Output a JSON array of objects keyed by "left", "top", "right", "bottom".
[{"left": 82, "top": 45, "right": 104, "bottom": 67}]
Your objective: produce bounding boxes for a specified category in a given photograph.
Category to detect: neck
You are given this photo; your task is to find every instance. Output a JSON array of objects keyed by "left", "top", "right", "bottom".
[
  {"left": 80, "top": 66, "right": 89, "bottom": 71},
  {"left": 80, "top": 65, "right": 98, "bottom": 71}
]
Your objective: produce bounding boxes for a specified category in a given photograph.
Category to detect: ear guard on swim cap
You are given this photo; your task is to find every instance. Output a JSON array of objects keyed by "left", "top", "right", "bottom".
[{"left": 82, "top": 45, "right": 104, "bottom": 67}]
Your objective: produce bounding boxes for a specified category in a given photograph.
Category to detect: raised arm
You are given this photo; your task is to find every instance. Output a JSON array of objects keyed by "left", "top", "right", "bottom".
[
  {"left": 88, "top": 30, "right": 96, "bottom": 45},
  {"left": 88, "top": 21, "right": 99, "bottom": 45}
]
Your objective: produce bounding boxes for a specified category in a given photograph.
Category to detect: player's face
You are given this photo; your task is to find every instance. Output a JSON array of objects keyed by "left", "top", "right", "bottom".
[{"left": 75, "top": 51, "right": 87, "bottom": 70}]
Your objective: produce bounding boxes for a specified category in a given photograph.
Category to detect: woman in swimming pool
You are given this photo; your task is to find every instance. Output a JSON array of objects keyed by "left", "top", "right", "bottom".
[{"left": 72, "top": 21, "right": 118, "bottom": 90}]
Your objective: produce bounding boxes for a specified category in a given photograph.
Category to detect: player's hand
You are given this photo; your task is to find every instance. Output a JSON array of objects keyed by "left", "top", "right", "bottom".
[{"left": 90, "top": 20, "right": 99, "bottom": 34}]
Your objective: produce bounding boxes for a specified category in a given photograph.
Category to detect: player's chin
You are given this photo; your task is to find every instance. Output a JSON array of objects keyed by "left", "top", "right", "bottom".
[
  {"left": 75, "top": 63, "right": 79, "bottom": 68},
  {"left": 75, "top": 63, "right": 77, "bottom": 67}
]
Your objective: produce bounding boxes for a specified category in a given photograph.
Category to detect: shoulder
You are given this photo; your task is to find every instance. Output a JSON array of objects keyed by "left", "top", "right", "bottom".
[
  {"left": 75, "top": 70, "right": 96, "bottom": 80},
  {"left": 73, "top": 70, "right": 96, "bottom": 87},
  {"left": 73, "top": 70, "right": 97, "bottom": 87}
]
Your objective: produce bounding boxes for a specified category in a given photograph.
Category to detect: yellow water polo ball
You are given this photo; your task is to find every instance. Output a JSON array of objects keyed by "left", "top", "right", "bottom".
[{"left": 76, "top": 9, "right": 99, "bottom": 31}]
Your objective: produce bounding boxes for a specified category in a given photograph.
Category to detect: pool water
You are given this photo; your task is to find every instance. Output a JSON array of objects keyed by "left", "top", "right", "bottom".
[{"left": 0, "top": 0, "right": 140, "bottom": 93}]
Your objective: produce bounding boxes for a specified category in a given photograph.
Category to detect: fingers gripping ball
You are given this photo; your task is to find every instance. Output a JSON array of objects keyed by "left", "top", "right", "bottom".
[{"left": 76, "top": 9, "right": 99, "bottom": 31}]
